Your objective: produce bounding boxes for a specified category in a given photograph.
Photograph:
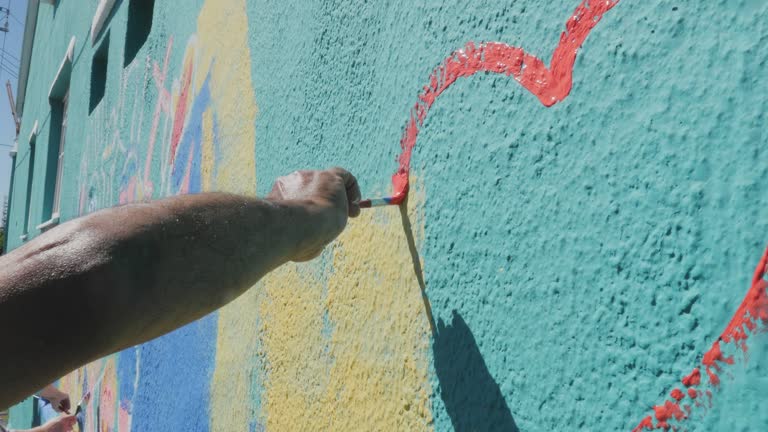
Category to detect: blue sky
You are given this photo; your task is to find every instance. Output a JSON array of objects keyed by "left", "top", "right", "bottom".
[{"left": 0, "top": 0, "right": 28, "bottom": 225}]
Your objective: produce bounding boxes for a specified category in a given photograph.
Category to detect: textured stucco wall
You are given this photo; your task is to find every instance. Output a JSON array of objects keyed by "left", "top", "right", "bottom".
[{"left": 7, "top": 0, "right": 768, "bottom": 430}]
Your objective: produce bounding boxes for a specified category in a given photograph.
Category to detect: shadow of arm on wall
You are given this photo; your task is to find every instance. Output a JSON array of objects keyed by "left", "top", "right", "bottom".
[{"left": 434, "top": 311, "right": 519, "bottom": 432}]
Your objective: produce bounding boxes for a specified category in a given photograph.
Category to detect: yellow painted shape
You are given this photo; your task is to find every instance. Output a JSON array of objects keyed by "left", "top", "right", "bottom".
[
  {"left": 201, "top": 106, "right": 215, "bottom": 191},
  {"left": 258, "top": 263, "right": 332, "bottom": 428},
  {"left": 259, "top": 185, "right": 433, "bottom": 431},
  {"left": 198, "top": 0, "right": 260, "bottom": 430},
  {"left": 195, "top": 0, "right": 258, "bottom": 195},
  {"left": 209, "top": 284, "right": 262, "bottom": 432},
  {"left": 53, "top": 0, "right": 261, "bottom": 429}
]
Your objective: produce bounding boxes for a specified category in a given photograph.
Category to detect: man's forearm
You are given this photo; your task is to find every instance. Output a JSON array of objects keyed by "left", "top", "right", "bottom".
[{"left": 0, "top": 193, "right": 318, "bottom": 408}]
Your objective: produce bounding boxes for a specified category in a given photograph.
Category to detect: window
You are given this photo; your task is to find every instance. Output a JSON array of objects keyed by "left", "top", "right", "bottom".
[
  {"left": 53, "top": 92, "right": 67, "bottom": 216},
  {"left": 42, "top": 91, "right": 68, "bottom": 224},
  {"left": 90, "top": 31, "right": 109, "bottom": 113},
  {"left": 22, "top": 135, "right": 36, "bottom": 237},
  {"left": 42, "top": 36, "right": 74, "bottom": 228},
  {"left": 124, "top": 0, "right": 155, "bottom": 66}
]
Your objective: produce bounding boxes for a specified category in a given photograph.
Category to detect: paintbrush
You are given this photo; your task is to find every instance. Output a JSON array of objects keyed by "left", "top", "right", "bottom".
[
  {"left": 357, "top": 172, "right": 410, "bottom": 209},
  {"left": 356, "top": 197, "right": 396, "bottom": 208}
]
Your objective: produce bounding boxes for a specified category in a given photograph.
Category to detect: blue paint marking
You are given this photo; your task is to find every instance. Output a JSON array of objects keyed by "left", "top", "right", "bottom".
[
  {"left": 120, "top": 158, "right": 137, "bottom": 192},
  {"left": 80, "top": 372, "right": 88, "bottom": 407},
  {"left": 171, "top": 71, "right": 213, "bottom": 194},
  {"left": 117, "top": 346, "right": 138, "bottom": 410},
  {"left": 212, "top": 113, "right": 221, "bottom": 180},
  {"left": 129, "top": 313, "right": 218, "bottom": 432},
  {"left": 249, "top": 419, "right": 265, "bottom": 432}
]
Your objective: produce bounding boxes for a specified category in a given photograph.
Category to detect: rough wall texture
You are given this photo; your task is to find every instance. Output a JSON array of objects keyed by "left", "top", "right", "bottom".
[{"left": 6, "top": 0, "right": 768, "bottom": 431}]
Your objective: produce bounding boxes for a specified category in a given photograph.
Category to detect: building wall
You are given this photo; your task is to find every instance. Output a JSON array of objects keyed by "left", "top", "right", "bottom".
[{"left": 6, "top": 0, "right": 768, "bottom": 430}]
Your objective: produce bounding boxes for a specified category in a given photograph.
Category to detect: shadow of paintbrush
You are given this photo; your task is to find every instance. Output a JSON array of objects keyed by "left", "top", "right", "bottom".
[{"left": 398, "top": 195, "right": 437, "bottom": 337}]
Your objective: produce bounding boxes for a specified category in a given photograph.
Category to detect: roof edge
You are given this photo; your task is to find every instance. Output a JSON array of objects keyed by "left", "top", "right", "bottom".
[{"left": 15, "top": 0, "right": 40, "bottom": 122}]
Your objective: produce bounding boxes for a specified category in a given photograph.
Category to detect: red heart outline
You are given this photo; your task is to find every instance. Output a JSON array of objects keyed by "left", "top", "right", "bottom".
[
  {"left": 381, "top": 0, "right": 768, "bottom": 429},
  {"left": 385, "top": 0, "right": 620, "bottom": 204}
]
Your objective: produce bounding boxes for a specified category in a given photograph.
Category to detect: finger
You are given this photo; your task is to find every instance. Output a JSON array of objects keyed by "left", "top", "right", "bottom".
[
  {"left": 266, "top": 180, "right": 284, "bottom": 200},
  {"left": 329, "top": 167, "right": 361, "bottom": 217}
]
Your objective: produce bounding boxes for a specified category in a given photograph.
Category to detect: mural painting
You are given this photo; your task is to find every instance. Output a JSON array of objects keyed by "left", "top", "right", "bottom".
[{"left": 6, "top": 0, "right": 767, "bottom": 430}]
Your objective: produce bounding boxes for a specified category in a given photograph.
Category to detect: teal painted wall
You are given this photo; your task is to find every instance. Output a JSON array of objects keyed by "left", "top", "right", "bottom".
[{"left": 7, "top": 0, "right": 768, "bottom": 430}]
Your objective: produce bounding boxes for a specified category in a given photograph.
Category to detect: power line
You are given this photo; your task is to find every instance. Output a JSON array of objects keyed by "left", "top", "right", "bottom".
[
  {"left": 0, "top": 59, "right": 17, "bottom": 76},
  {"left": 8, "top": 11, "right": 21, "bottom": 26},
  {"left": 0, "top": 46, "right": 17, "bottom": 60},
  {"left": 1, "top": 61, "right": 16, "bottom": 73},
  {"left": 0, "top": 0, "right": 10, "bottom": 83},
  {"left": 0, "top": 64, "right": 17, "bottom": 79},
  {"left": 0, "top": 63, "right": 17, "bottom": 76},
  {"left": 0, "top": 55, "right": 16, "bottom": 69},
  {"left": 0, "top": 57, "right": 17, "bottom": 69},
  {"left": 0, "top": 55, "right": 19, "bottom": 68},
  {"left": 0, "top": 47, "right": 19, "bottom": 63},
  {"left": 0, "top": 57, "right": 18, "bottom": 73},
  {"left": 0, "top": 68, "right": 17, "bottom": 81},
  {"left": 0, "top": 53, "right": 17, "bottom": 67}
]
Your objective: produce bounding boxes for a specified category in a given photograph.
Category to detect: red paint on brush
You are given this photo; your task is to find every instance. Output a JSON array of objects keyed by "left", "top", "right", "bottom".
[
  {"left": 387, "top": 0, "right": 620, "bottom": 202},
  {"left": 389, "top": 171, "right": 409, "bottom": 205},
  {"left": 633, "top": 246, "right": 768, "bottom": 430}
]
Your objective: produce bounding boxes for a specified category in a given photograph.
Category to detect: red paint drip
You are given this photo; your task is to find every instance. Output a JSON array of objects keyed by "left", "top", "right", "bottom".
[
  {"left": 386, "top": 0, "right": 620, "bottom": 203},
  {"left": 633, "top": 246, "right": 768, "bottom": 430}
]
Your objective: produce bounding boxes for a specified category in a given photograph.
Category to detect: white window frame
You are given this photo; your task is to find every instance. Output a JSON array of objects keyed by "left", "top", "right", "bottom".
[{"left": 51, "top": 91, "right": 68, "bottom": 218}]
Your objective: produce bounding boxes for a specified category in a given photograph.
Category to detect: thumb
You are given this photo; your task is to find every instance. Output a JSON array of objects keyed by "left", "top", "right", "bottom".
[{"left": 63, "top": 415, "right": 77, "bottom": 429}]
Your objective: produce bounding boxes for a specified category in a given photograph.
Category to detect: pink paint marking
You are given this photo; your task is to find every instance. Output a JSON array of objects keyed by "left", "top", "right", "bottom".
[
  {"left": 78, "top": 184, "right": 87, "bottom": 215},
  {"left": 143, "top": 38, "right": 174, "bottom": 192},
  {"left": 100, "top": 385, "right": 116, "bottom": 431},
  {"left": 179, "top": 143, "right": 194, "bottom": 195},
  {"left": 374, "top": 0, "right": 620, "bottom": 205},
  {"left": 633, "top": 246, "right": 768, "bottom": 430},
  {"left": 169, "top": 57, "right": 194, "bottom": 166},
  {"left": 119, "top": 178, "right": 137, "bottom": 205},
  {"left": 118, "top": 405, "right": 132, "bottom": 432}
]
